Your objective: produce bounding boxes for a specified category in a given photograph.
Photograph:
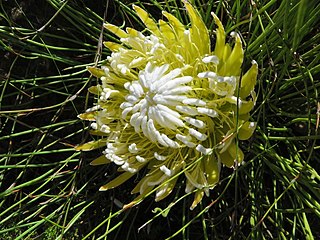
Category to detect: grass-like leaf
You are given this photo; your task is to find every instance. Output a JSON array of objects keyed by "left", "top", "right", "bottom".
[{"left": 0, "top": 0, "right": 319, "bottom": 239}]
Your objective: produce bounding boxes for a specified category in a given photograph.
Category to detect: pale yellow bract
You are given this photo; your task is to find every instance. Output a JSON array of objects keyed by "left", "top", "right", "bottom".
[{"left": 77, "top": 1, "right": 258, "bottom": 210}]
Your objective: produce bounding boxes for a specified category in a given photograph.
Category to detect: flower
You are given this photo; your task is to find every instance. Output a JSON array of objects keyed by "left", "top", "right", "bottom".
[{"left": 77, "top": 1, "right": 258, "bottom": 210}]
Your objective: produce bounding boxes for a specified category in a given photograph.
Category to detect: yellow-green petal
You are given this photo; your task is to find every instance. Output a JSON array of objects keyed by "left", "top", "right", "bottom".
[
  {"left": 190, "top": 190, "right": 204, "bottom": 210},
  {"left": 212, "top": 12, "right": 226, "bottom": 61},
  {"left": 88, "top": 85, "right": 102, "bottom": 95},
  {"left": 89, "top": 130, "right": 110, "bottom": 136},
  {"left": 230, "top": 143, "right": 244, "bottom": 164},
  {"left": 104, "top": 41, "right": 122, "bottom": 51},
  {"left": 155, "top": 177, "right": 178, "bottom": 202},
  {"left": 162, "top": 11, "right": 185, "bottom": 40},
  {"left": 184, "top": 1, "right": 210, "bottom": 55},
  {"left": 238, "top": 121, "right": 256, "bottom": 140},
  {"left": 203, "top": 156, "right": 220, "bottom": 186},
  {"left": 75, "top": 139, "right": 107, "bottom": 151},
  {"left": 158, "top": 19, "right": 175, "bottom": 44},
  {"left": 220, "top": 33, "right": 243, "bottom": 76},
  {"left": 219, "top": 150, "right": 234, "bottom": 167},
  {"left": 240, "top": 61, "right": 258, "bottom": 98},
  {"left": 104, "top": 23, "right": 128, "bottom": 38},
  {"left": 220, "top": 141, "right": 244, "bottom": 167},
  {"left": 99, "top": 171, "right": 135, "bottom": 191},
  {"left": 126, "top": 27, "right": 140, "bottom": 37},
  {"left": 90, "top": 155, "right": 111, "bottom": 166},
  {"left": 133, "top": 5, "right": 161, "bottom": 36},
  {"left": 88, "top": 66, "right": 106, "bottom": 78},
  {"left": 238, "top": 100, "right": 255, "bottom": 115},
  {"left": 78, "top": 111, "right": 97, "bottom": 121},
  {"left": 123, "top": 186, "right": 154, "bottom": 209}
]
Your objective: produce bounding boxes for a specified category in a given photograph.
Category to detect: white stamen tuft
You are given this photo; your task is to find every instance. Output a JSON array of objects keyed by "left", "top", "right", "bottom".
[
  {"left": 154, "top": 152, "right": 167, "bottom": 161},
  {"left": 249, "top": 122, "right": 257, "bottom": 129},
  {"left": 90, "top": 122, "right": 97, "bottom": 130},
  {"left": 202, "top": 55, "right": 219, "bottom": 64},
  {"left": 184, "top": 117, "right": 206, "bottom": 129},
  {"left": 128, "top": 143, "right": 139, "bottom": 153},
  {"left": 136, "top": 155, "right": 146, "bottom": 163},
  {"left": 176, "top": 134, "right": 196, "bottom": 148},
  {"left": 86, "top": 105, "right": 101, "bottom": 112},
  {"left": 230, "top": 31, "right": 238, "bottom": 38},
  {"left": 100, "top": 124, "right": 111, "bottom": 133},
  {"left": 183, "top": 98, "right": 206, "bottom": 106},
  {"left": 197, "top": 107, "right": 218, "bottom": 118},
  {"left": 162, "top": 134, "right": 180, "bottom": 148},
  {"left": 160, "top": 165, "right": 173, "bottom": 176},
  {"left": 156, "top": 186, "right": 168, "bottom": 199},
  {"left": 176, "top": 105, "right": 198, "bottom": 115},
  {"left": 122, "top": 162, "right": 137, "bottom": 173},
  {"left": 196, "top": 144, "right": 212, "bottom": 155},
  {"left": 197, "top": 71, "right": 217, "bottom": 79},
  {"left": 189, "top": 128, "right": 207, "bottom": 141}
]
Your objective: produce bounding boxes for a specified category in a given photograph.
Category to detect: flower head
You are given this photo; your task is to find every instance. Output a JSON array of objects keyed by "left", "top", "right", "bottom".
[{"left": 77, "top": 1, "right": 258, "bottom": 209}]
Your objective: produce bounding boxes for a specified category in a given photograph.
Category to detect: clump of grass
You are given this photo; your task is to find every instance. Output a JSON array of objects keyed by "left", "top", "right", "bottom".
[{"left": 0, "top": 0, "right": 319, "bottom": 239}]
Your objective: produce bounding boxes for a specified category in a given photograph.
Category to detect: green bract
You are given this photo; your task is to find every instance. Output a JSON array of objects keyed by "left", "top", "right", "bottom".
[{"left": 77, "top": 1, "right": 258, "bottom": 209}]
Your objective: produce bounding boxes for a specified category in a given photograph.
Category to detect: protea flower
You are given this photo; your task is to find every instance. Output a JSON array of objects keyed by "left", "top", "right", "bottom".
[{"left": 77, "top": 1, "right": 258, "bottom": 210}]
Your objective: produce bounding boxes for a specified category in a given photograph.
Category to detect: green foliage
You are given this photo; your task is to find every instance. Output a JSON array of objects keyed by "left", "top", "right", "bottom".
[{"left": 0, "top": 0, "right": 319, "bottom": 239}]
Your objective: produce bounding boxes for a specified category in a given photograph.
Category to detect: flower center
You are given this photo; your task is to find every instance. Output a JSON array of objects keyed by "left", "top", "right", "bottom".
[
  {"left": 145, "top": 91, "right": 157, "bottom": 105},
  {"left": 120, "top": 63, "right": 216, "bottom": 149}
]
